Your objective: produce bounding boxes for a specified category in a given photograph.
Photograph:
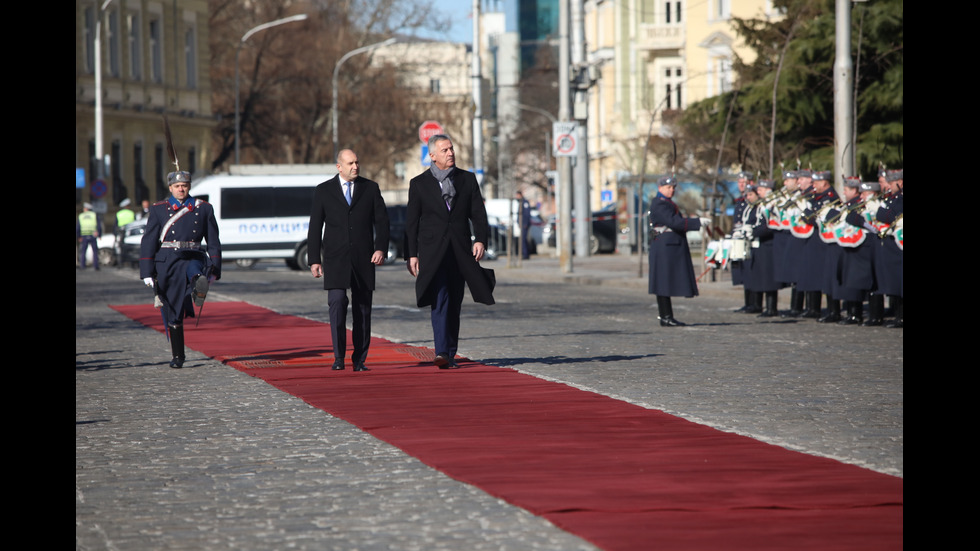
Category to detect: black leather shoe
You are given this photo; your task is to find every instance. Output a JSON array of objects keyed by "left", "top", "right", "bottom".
[
  {"left": 659, "top": 316, "right": 686, "bottom": 327},
  {"left": 434, "top": 355, "right": 451, "bottom": 369},
  {"left": 170, "top": 356, "right": 184, "bottom": 369},
  {"left": 838, "top": 316, "right": 861, "bottom": 325},
  {"left": 331, "top": 360, "right": 345, "bottom": 371},
  {"left": 861, "top": 318, "right": 883, "bottom": 326},
  {"left": 817, "top": 313, "right": 841, "bottom": 323},
  {"left": 353, "top": 363, "right": 369, "bottom": 372}
]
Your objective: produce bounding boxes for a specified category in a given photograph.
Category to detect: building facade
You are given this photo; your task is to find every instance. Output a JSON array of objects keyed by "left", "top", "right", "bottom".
[
  {"left": 76, "top": 0, "right": 215, "bottom": 220},
  {"left": 584, "top": 0, "right": 777, "bottom": 210}
]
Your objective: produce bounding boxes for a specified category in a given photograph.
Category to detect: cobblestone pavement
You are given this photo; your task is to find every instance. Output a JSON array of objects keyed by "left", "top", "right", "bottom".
[{"left": 76, "top": 251, "right": 902, "bottom": 550}]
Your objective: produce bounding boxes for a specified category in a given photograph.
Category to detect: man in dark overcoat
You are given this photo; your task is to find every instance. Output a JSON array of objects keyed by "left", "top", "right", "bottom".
[
  {"left": 648, "top": 176, "right": 702, "bottom": 327},
  {"left": 406, "top": 134, "right": 495, "bottom": 368},
  {"left": 308, "top": 149, "right": 390, "bottom": 372}
]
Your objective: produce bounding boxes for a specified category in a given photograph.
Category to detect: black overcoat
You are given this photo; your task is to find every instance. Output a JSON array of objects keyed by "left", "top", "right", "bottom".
[
  {"left": 406, "top": 168, "right": 495, "bottom": 307},
  {"left": 647, "top": 192, "right": 701, "bottom": 297},
  {"left": 307, "top": 175, "right": 390, "bottom": 290}
]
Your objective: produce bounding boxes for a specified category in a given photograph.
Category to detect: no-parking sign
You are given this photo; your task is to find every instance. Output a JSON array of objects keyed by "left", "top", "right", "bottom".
[{"left": 553, "top": 122, "right": 578, "bottom": 157}]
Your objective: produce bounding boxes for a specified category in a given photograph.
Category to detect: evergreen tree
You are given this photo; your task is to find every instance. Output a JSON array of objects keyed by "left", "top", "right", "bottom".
[{"left": 679, "top": 0, "right": 903, "bottom": 180}]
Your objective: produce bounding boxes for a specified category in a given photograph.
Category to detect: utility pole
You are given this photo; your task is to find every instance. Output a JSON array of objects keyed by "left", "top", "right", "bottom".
[
  {"left": 558, "top": 0, "right": 573, "bottom": 273},
  {"left": 834, "top": 0, "right": 855, "bottom": 188},
  {"left": 571, "top": 0, "right": 591, "bottom": 258},
  {"left": 472, "top": 0, "right": 484, "bottom": 186}
]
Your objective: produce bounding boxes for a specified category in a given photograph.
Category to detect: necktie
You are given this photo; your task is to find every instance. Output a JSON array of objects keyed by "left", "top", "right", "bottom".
[{"left": 344, "top": 182, "right": 352, "bottom": 205}]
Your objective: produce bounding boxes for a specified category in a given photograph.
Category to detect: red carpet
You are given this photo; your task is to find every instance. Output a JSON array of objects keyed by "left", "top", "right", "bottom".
[{"left": 112, "top": 302, "right": 903, "bottom": 551}]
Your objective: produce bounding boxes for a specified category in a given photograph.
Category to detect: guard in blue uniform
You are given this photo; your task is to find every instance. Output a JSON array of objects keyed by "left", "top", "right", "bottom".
[
  {"left": 140, "top": 170, "right": 221, "bottom": 367},
  {"left": 825, "top": 177, "right": 867, "bottom": 324},
  {"left": 874, "top": 169, "right": 903, "bottom": 327},
  {"left": 648, "top": 176, "right": 702, "bottom": 326},
  {"left": 744, "top": 179, "right": 782, "bottom": 317},
  {"left": 730, "top": 171, "right": 755, "bottom": 313},
  {"left": 797, "top": 170, "right": 839, "bottom": 320},
  {"left": 842, "top": 180, "right": 883, "bottom": 325},
  {"left": 771, "top": 169, "right": 804, "bottom": 316}
]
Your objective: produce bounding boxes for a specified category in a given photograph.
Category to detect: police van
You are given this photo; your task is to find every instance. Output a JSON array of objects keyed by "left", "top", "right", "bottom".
[{"left": 190, "top": 165, "right": 336, "bottom": 270}]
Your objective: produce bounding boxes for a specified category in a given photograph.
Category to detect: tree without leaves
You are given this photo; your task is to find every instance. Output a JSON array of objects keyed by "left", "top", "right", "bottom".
[{"left": 208, "top": 0, "right": 454, "bottom": 175}]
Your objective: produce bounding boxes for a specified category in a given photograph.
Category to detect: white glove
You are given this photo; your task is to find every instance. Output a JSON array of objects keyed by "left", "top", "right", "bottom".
[
  {"left": 699, "top": 217, "right": 711, "bottom": 228},
  {"left": 143, "top": 277, "right": 154, "bottom": 287}
]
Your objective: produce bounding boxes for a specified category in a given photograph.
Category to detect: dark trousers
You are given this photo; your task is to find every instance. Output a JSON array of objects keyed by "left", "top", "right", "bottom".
[
  {"left": 430, "top": 248, "right": 465, "bottom": 358},
  {"left": 79, "top": 236, "right": 99, "bottom": 268},
  {"left": 328, "top": 277, "right": 373, "bottom": 363}
]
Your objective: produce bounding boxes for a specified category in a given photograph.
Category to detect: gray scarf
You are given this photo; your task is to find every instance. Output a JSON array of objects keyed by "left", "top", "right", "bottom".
[{"left": 430, "top": 165, "right": 456, "bottom": 205}]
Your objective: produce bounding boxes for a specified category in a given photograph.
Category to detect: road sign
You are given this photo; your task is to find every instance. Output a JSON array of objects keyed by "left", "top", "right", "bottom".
[
  {"left": 421, "top": 144, "right": 431, "bottom": 167},
  {"left": 76, "top": 168, "right": 86, "bottom": 189},
  {"left": 553, "top": 122, "right": 578, "bottom": 157},
  {"left": 91, "top": 179, "right": 107, "bottom": 199},
  {"left": 418, "top": 120, "right": 445, "bottom": 144}
]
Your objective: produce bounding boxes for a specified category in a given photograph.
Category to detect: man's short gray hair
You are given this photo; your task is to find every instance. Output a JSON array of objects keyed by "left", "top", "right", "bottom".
[{"left": 427, "top": 133, "right": 452, "bottom": 151}]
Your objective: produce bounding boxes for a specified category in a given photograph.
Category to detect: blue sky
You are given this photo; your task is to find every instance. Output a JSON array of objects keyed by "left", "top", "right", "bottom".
[{"left": 414, "top": 0, "right": 516, "bottom": 44}]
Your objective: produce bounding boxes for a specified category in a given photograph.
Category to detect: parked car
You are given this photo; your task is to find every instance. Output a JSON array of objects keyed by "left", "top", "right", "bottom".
[
  {"left": 384, "top": 206, "right": 507, "bottom": 263},
  {"left": 117, "top": 218, "right": 147, "bottom": 268},
  {"left": 484, "top": 198, "right": 545, "bottom": 247},
  {"left": 385, "top": 204, "right": 407, "bottom": 264},
  {"left": 81, "top": 232, "right": 118, "bottom": 267},
  {"left": 542, "top": 204, "right": 619, "bottom": 254}
]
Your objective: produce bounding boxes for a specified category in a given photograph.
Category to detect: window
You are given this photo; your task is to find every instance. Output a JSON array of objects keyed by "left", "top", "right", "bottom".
[
  {"left": 133, "top": 141, "right": 145, "bottom": 203},
  {"left": 714, "top": 0, "right": 731, "bottom": 20},
  {"left": 222, "top": 187, "right": 317, "bottom": 219},
  {"left": 84, "top": 6, "right": 95, "bottom": 73},
  {"left": 154, "top": 144, "right": 167, "bottom": 200},
  {"left": 430, "top": 79, "right": 441, "bottom": 94},
  {"left": 665, "top": 1, "right": 682, "bottom": 24},
  {"left": 665, "top": 67, "right": 682, "bottom": 109},
  {"left": 184, "top": 26, "right": 197, "bottom": 89},
  {"left": 714, "top": 57, "right": 732, "bottom": 95},
  {"left": 149, "top": 17, "right": 162, "bottom": 83},
  {"left": 107, "top": 9, "right": 120, "bottom": 77},
  {"left": 127, "top": 12, "right": 142, "bottom": 80}
]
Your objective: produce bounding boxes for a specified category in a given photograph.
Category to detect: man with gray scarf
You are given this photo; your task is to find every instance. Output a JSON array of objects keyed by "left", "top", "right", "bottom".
[{"left": 406, "top": 134, "right": 495, "bottom": 369}]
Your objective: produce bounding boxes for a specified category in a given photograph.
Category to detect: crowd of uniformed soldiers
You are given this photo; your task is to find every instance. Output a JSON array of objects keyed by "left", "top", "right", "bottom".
[{"left": 725, "top": 167, "right": 903, "bottom": 328}]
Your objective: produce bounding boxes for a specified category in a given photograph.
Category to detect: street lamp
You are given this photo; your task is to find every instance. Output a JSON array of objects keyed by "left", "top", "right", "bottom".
[
  {"left": 332, "top": 37, "right": 397, "bottom": 161},
  {"left": 94, "top": 0, "right": 115, "bottom": 182},
  {"left": 234, "top": 14, "right": 309, "bottom": 165}
]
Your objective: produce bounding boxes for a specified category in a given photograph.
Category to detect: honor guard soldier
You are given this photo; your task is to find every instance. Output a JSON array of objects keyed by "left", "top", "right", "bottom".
[
  {"left": 744, "top": 179, "right": 782, "bottom": 317},
  {"left": 874, "top": 169, "right": 903, "bottom": 327},
  {"left": 648, "top": 176, "right": 703, "bottom": 326},
  {"left": 797, "top": 170, "right": 838, "bottom": 320},
  {"left": 772, "top": 169, "right": 805, "bottom": 316},
  {"left": 826, "top": 177, "right": 867, "bottom": 324},
  {"left": 139, "top": 170, "right": 221, "bottom": 367},
  {"left": 842, "top": 180, "right": 884, "bottom": 325},
  {"left": 730, "top": 170, "right": 757, "bottom": 313}
]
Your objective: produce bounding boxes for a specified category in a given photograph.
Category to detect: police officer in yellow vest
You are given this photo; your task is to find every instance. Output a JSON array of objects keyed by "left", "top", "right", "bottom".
[
  {"left": 116, "top": 198, "right": 136, "bottom": 231},
  {"left": 77, "top": 202, "right": 102, "bottom": 270}
]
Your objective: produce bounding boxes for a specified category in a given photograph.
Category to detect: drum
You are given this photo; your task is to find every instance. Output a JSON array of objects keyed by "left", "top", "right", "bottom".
[{"left": 730, "top": 237, "right": 750, "bottom": 261}]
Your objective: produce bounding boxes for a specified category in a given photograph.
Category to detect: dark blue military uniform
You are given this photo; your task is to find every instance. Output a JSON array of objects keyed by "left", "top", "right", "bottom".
[
  {"left": 648, "top": 178, "right": 701, "bottom": 326},
  {"left": 140, "top": 178, "right": 221, "bottom": 367},
  {"left": 140, "top": 195, "right": 221, "bottom": 324},
  {"left": 744, "top": 181, "right": 782, "bottom": 316},
  {"left": 874, "top": 172, "right": 903, "bottom": 327}
]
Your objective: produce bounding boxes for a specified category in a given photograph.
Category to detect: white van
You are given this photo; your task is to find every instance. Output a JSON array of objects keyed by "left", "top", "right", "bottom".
[{"left": 190, "top": 165, "right": 336, "bottom": 270}]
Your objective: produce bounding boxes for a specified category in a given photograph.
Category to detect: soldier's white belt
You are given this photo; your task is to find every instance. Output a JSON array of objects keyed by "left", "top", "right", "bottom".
[{"left": 160, "top": 241, "right": 201, "bottom": 249}]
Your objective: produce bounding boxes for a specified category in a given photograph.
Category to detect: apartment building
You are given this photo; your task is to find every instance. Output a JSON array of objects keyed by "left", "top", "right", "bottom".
[{"left": 76, "top": 0, "right": 215, "bottom": 214}]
